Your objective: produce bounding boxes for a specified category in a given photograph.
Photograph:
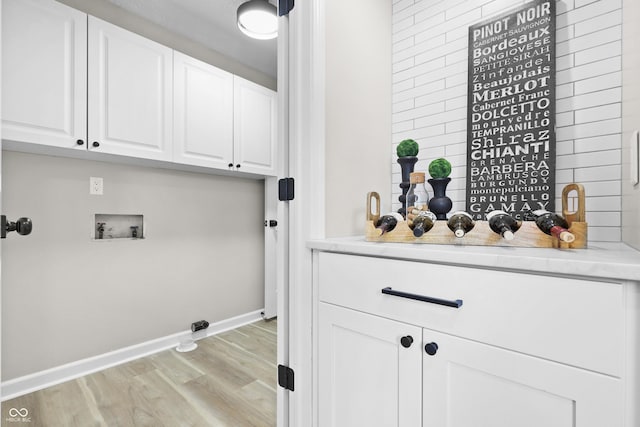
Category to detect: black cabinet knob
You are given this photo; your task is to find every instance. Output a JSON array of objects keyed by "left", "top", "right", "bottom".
[
  {"left": 92, "top": 141, "right": 100, "bottom": 148},
  {"left": 236, "top": 164, "right": 241, "bottom": 169},
  {"left": 76, "top": 139, "right": 84, "bottom": 146},
  {"left": 424, "top": 342, "right": 439, "bottom": 356},
  {"left": 228, "top": 163, "right": 234, "bottom": 168},
  {"left": 400, "top": 335, "right": 413, "bottom": 348}
]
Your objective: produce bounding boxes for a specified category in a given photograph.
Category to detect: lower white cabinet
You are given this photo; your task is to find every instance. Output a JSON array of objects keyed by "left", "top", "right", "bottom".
[
  {"left": 315, "top": 251, "right": 627, "bottom": 427},
  {"left": 318, "top": 303, "right": 422, "bottom": 427},
  {"left": 422, "top": 329, "right": 621, "bottom": 427}
]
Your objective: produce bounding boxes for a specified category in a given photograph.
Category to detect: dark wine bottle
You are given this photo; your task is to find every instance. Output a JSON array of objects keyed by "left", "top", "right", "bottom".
[
  {"left": 375, "top": 212, "right": 403, "bottom": 235},
  {"left": 531, "top": 210, "right": 576, "bottom": 243},
  {"left": 410, "top": 210, "right": 437, "bottom": 237},
  {"left": 447, "top": 211, "right": 475, "bottom": 238},
  {"left": 486, "top": 210, "right": 521, "bottom": 241}
]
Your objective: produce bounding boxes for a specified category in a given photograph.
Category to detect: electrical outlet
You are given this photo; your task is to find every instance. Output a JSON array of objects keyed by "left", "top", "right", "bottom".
[{"left": 90, "top": 177, "right": 104, "bottom": 195}]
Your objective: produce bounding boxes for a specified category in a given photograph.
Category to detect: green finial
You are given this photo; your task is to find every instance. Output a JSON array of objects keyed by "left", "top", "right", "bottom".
[
  {"left": 428, "top": 158, "right": 452, "bottom": 178},
  {"left": 396, "top": 139, "right": 419, "bottom": 157}
]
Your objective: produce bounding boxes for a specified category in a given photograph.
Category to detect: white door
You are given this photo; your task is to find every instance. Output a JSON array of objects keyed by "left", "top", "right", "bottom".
[
  {"left": 234, "top": 75, "right": 277, "bottom": 175},
  {"left": 173, "top": 52, "right": 234, "bottom": 169},
  {"left": 1, "top": 0, "right": 86, "bottom": 150},
  {"left": 88, "top": 16, "right": 172, "bottom": 161},
  {"left": 318, "top": 303, "right": 423, "bottom": 427},
  {"left": 422, "top": 329, "right": 623, "bottom": 427},
  {"left": 275, "top": 12, "right": 290, "bottom": 427},
  {"left": 1, "top": 6, "right": 3, "bottom": 413}
]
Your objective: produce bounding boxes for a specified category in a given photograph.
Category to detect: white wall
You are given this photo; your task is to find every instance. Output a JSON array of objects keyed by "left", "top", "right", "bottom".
[
  {"left": 392, "top": 0, "right": 622, "bottom": 242},
  {"left": 1, "top": 0, "right": 272, "bottom": 382},
  {"left": 622, "top": 0, "right": 640, "bottom": 249},
  {"left": 1, "top": 152, "right": 265, "bottom": 380},
  {"left": 325, "top": 0, "right": 392, "bottom": 237}
]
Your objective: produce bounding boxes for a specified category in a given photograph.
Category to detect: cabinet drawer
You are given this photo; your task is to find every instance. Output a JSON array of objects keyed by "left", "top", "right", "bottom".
[{"left": 317, "top": 252, "right": 624, "bottom": 377}]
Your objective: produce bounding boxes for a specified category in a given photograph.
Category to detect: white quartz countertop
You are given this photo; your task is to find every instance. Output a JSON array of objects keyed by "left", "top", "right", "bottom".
[{"left": 307, "top": 237, "right": 640, "bottom": 282}]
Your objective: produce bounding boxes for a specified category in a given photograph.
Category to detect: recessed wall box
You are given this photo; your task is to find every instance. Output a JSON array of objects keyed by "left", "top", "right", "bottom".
[{"left": 94, "top": 214, "right": 144, "bottom": 240}]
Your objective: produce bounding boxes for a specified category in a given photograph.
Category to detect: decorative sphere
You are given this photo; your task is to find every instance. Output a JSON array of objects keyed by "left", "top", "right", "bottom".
[
  {"left": 396, "top": 139, "right": 419, "bottom": 157},
  {"left": 428, "top": 158, "right": 452, "bottom": 178}
]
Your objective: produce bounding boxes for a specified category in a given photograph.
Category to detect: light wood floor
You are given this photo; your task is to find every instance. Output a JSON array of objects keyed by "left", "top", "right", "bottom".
[{"left": 2, "top": 319, "right": 277, "bottom": 427}]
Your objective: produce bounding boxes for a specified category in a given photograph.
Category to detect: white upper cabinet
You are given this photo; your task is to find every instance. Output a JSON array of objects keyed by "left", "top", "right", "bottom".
[
  {"left": 233, "top": 76, "right": 277, "bottom": 175},
  {"left": 87, "top": 16, "right": 173, "bottom": 161},
  {"left": 173, "top": 52, "right": 234, "bottom": 169},
  {"left": 1, "top": 0, "right": 87, "bottom": 149},
  {"left": 2, "top": 2, "right": 277, "bottom": 175}
]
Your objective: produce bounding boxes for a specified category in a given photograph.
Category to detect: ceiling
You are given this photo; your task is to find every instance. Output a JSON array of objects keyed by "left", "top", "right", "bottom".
[{"left": 105, "top": 0, "right": 277, "bottom": 79}]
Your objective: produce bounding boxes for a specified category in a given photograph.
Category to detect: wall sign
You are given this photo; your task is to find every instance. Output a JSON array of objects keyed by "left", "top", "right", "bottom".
[{"left": 466, "top": 0, "right": 556, "bottom": 220}]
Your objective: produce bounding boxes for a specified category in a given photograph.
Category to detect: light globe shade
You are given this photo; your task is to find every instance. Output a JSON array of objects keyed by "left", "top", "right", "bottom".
[{"left": 237, "top": 0, "right": 278, "bottom": 40}]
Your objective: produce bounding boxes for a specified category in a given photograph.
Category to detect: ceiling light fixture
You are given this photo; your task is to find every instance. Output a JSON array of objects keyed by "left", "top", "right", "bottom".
[{"left": 237, "top": 0, "right": 278, "bottom": 40}]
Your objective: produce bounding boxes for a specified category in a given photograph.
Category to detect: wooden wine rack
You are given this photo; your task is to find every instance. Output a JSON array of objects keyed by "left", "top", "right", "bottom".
[{"left": 365, "top": 184, "right": 588, "bottom": 249}]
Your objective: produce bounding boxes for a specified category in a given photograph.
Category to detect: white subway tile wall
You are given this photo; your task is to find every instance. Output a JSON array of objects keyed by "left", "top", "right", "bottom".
[{"left": 392, "top": 0, "right": 622, "bottom": 242}]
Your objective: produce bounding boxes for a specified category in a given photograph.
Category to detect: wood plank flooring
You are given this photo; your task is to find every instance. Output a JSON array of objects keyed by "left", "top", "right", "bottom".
[{"left": 2, "top": 320, "right": 277, "bottom": 427}]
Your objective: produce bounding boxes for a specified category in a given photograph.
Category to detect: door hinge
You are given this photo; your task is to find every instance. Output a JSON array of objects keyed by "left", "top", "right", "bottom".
[
  {"left": 278, "top": 364, "right": 295, "bottom": 391},
  {"left": 278, "top": 0, "right": 294, "bottom": 16},
  {"left": 278, "top": 177, "right": 294, "bottom": 201}
]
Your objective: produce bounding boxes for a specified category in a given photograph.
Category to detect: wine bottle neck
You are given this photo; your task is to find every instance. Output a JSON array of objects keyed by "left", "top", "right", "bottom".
[
  {"left": 550, "top": 225, "right": 575, "bottom": 242},
  {"left": 501, "top": 228, "right": 514, "bottom": 240}
]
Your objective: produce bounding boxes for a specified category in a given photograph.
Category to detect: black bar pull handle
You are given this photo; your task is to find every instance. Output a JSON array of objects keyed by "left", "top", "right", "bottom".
[{"left": 381, "top": 287, "right": 463, "bottom": 308}]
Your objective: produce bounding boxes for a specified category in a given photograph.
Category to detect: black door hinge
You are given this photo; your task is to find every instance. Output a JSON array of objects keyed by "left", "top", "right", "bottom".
[
  {"left": 278, "top": 0, "right": 294, "bottom": 16},
  {"left": 278, "top": 364, "right": 295, "bottom": 391},
  {"left": 278, "top": 177, "right": 294, "bottom": 201}
]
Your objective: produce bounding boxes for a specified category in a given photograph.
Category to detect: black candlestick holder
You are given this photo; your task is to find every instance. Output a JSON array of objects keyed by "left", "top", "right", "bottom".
[{"left": 397, "top": 156, "right": 418, "bottom": 218}]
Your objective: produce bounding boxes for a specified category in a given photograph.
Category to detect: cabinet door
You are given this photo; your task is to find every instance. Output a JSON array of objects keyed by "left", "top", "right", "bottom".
[
  {"left": 88, "top": 16, "right": 172, "bottom": 161},
  {"left": 422, "top": 329, "right": 622, "bottom": 427},
  {"left": 319, "top": 303, "right": 422, "bottom": 427},
  {"left": 1, "top": 0, "right": 87, "bottom": 149},
  {"left": 173, "top": 52, "right": 234, "bottom": 169},
  {"left": 233, "top": 76, "right": 277, "bottom": 175}
]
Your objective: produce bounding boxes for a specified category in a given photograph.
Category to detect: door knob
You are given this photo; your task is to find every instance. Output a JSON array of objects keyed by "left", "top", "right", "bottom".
[
  {"left": 1, "top": 216, "right": 32, "bottom": 238},
  {"left": 400, "top": 335, "right": 413, "bottom": 348},
  {"left": 424, "top": 342, "right": 439, "bottom": 356}
]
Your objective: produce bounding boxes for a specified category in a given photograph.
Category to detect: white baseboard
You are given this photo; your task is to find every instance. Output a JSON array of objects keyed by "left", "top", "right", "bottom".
[{"left": 1, "top": 309, "right": 265, "bottom": 401}]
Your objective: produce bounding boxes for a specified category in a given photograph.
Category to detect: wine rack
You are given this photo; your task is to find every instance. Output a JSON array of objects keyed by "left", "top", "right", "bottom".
[{"left": 365, "top": 184, "right": 587, "bottom": 249}]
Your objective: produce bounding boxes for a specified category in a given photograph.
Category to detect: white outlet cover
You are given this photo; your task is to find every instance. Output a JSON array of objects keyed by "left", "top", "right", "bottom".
[{"left": 90, "top": 177, "right": 104, "bottom": 195}]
